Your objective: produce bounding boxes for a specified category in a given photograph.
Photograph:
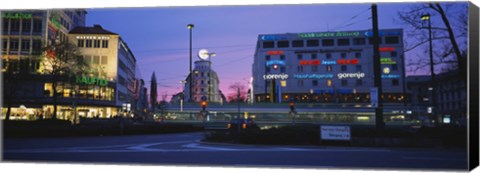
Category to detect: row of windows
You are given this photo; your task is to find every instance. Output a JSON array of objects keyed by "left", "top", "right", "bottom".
[
  {"left": 262, "top": 36, "right": 400, "bottom": 49},
  {"left": 266, "top": 79, "right": 399, "bottom": 87},
  {"left": 1, "top": 58, "right": 40, "bottom": 74},
  {"left": 266, "top": 64, "right": 398, "bottom": 73},
  {"left": 265, "top": 51, "right": 398, "bottom": 60},
  {"left": 2, "top": 38, "right": 42, "bottom": 54},
  {"left": 2, "top": 18, "right": 43, "bottom": 34},
  {"left": 77, "top": 39, "right": 109, "bottom": 48},
  {"left": 81, "top": 55, "right": 108, "bottom": 65}
]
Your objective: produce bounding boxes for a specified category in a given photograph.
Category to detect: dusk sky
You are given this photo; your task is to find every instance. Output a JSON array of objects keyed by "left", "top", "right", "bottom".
[{"left": 85, "top": 2, "right": 467, "bottom": 101}]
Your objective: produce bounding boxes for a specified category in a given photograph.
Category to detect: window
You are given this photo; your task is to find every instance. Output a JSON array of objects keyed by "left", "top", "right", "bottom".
[
  {"left": 292, "top": 40, "right": 304, "bottom": 47},
  {"left": 392, "top": 64, "right": 398, "bottom": 71},
  {"left": 385, "top": 36, "right": 399, "bottom": 44},
  {"left": 102, "top": 40, "right": 109, "bottom": 48},
  {"left": 277, "top": 41, "right": 289, "bottom": 48},
  {"left": 84, "top": 55, "right": 92, "bottom": 64},
  {"left": 77, "top": 39, "right": 84, "bottom": 47},
  {"left": 353, "top": 38, "right": 366, "bottom": 45},
  {"left": 326, "top": 53, "right": 331, "bottom": 59},
  {"left": 9, "top": 39, "right": 19, "bottom": 51},
  {"left": 355, "top": 52, "right": 361, "bottom": 58},
  {"left": 342, "top": 79, "right": 348, "bottom": 86},
  {"left": 266, "top": 67, "right": 271, "bottom": 73},
  {"left": 322, "top": 39, "right": 334, "bottom": 46},
  {"left": 326, "top": 65, "right": 332, "bottom": 72},
  {"left": 312, "top": 80, "right": 318, "bottom": 86},
  {"left": 280, "top": 66, "right": 286, "bottom": 73},
  {"left": 265, "top": 55, "right": 271, "bottom": 61},
  {"left": 93, "top": 40, "right": 100, "bottom": 48},
  {"left": 297, "top": 80, "right": 304, "bottom": 87},
  {"left": 392, "top": 79, "right": 399, "bottom": 86},
  {"left": 311, "top": 53, "right": 317, "bottom": 59},
  {"left": 306, "top": 40, "right": 319, "bottom": 47},
  {"left": 368, "top": 37, "right": 382, "bottom": 45},
  {"left": 33, "top": 19, "right": 42, "bottom": 33},
  {"left": 355, "top": 65, "right": 362, "bottom": 71},
  {"left": 21, "top": 39, "right": 30, "bottom": 51},
  {"left": 391, "top": 51, "right": 398, "bottom": 57},
  {"left": 312, "top": 66, "right": 318, "bottom": 72},
  {"left": 85, "top": 40, "right": 92, "bottom": 47},
  {"left": 263, "top": 41, "right": 274, "bottom": 48},
  {"left": 201, "top": 80, "right": 204, "bottom": 84},
  {"left": 22, "top": 20, "right": 31, "bottom": 33},
  {"left": 341, "top": 65, "right": 347, "bottom": 71},
  {"left": 101, "top": 56, "right": 108, "bottom": 64},
  {"left": 356, "top": 79, "right": 362, "bottom": 86},
  {"left": 327, "top": 80, "right": 332, "bottom": 87},
  {"left": 337, "top": 38, "right": 350, "bottom": 46},
  {"left": 297, "top": 66, "right": 304, "bottom": 72},
  {"left": 10, "top": 19, "right": 20, "bottom": 32},
  {"left": 93, "top": 56, "right": 100, "bottom": 64},
  {"left": 280, "top": 55, "right": 285, "bottom": 60},
  {"left": 297, "top": 54, "right": 303, "bottom": 60},
  {"left": 341, "top": 53, "right": 346, "bottom": 59}
]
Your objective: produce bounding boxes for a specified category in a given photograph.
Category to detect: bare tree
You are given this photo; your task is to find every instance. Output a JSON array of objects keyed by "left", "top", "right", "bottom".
[
  {"left": 228, "top": 82, "right": 247, "bottom": 103},
  {"left": 41, "top": 39, "right": 87, "bottom": 119},
  {"left": 397, "top": 2, "right": 467, "bottom": 77}
]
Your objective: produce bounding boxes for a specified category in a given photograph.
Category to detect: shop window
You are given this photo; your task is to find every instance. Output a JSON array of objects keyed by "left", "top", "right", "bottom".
[{"left": 353, "top": 38, "right": 366, "bottom": 45}]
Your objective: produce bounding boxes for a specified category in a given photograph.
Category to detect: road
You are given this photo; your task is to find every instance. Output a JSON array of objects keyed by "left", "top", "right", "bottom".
[{"left": 3, "top": 132, "right": 467, "bottom": 171}]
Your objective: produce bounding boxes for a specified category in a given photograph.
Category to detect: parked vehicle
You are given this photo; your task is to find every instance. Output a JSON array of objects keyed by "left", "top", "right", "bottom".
[{"left": 227, "top": 117, "right": 259, "bottom": 130}]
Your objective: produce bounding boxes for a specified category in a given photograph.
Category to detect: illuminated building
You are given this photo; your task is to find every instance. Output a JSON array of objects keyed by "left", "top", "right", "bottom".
[
  {"left": 184, "top": 59, "right": 223, "bottom": 103},
  {"left": 252, "top": 29, "right": 406, "bottom": 103}
]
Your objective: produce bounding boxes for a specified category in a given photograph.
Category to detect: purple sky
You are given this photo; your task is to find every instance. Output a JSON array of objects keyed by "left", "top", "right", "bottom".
[{"left": 84, "top": 3, "right": 465, "bottom": 101}]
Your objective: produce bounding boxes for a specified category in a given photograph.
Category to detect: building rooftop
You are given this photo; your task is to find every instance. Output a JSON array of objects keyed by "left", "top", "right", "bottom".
[{"left": 69, "top": 24, "right": 118, "bottom": 35}]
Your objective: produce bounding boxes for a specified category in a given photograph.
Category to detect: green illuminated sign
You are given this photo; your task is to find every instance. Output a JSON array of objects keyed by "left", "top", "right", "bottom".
[
  {"left": 298, "top": 31, "right": 360, "bottom": 38},
  {"left": 76, "top": 76, "right": 108, "bottom": 87},
  {"left": 2, "top": 12, "right": 32, "bottom": 19},
  {"left": 380, "top": 58, "right": 397, "bottom": 64}
]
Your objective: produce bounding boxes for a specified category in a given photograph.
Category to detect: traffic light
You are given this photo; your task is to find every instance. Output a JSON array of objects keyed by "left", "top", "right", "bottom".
[
  {"left": 201, "top": 101, "right": 207, "bottom": 111},
  {"left": 289, "top": 102, "right": 295, "bottom": 111}
]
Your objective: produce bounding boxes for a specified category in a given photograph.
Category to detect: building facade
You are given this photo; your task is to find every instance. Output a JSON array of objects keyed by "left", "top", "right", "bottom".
[
  {"left": 184, "top": 59, "right": 222, "bottom": 103},
  {"left": 252, "top": 29, "right": 406, "bottom": 104}
]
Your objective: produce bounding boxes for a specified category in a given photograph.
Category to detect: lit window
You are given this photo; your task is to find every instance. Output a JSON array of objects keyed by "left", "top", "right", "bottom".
[{"left": 327, "top": 80, "right": 332, "bottom": 87}]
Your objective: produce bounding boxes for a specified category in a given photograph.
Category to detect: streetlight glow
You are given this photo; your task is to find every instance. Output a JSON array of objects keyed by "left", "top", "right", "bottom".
[
  {"left": 420, "top": 14, "right": 430, "bottom": 21},
  {"left": 187, "top": 24, "right": 194, "bottom": 29}
]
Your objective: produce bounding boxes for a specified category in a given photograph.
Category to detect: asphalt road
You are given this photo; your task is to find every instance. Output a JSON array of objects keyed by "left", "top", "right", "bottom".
[{"left": 2, "top": 132, "right": 467, "bottom": 171}]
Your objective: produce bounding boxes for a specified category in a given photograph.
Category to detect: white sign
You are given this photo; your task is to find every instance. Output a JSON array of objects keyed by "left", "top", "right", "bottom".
[
  {"left": 370, "top": 87, "right": 378, "bottom": 108},
  {"left": 263, "top": 74, "right": 289, "bottom": 80},
  {"left": 320, "top": 126, "right": 351, "bottom": 141}
]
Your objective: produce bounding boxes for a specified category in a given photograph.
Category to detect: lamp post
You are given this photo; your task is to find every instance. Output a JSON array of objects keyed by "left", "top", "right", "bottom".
[
  {"left": 421, "top": 14, "right": 437, "bottom": 126},
  {"left": 187, "top": 24, "right": 194, "bottom": 102}
]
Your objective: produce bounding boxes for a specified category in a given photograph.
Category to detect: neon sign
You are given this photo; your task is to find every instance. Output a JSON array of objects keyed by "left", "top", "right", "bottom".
[
  {"left": 379, "top": 47, "right": 395, "bottom": 52},
  {"left": 337, "top": 59, "right": 359, "bottom": 65},
  {"left": 2, "top": 13, "right": 32, "bottom": 19},
  {"left": 364, "top": 31, "right": 401, "bottom": 37},
  {"left": 267, "top": 50, "right": 284, "bottom": 55},
  {"left": 76, "top": 76, "right": 108, "bottom": 86},
  {"left": 380, "top": 58, "right": 397, "bottom": 64},
  {"left": 261, "top": 35, "right": 287, "bottom": 40},
  {"left": 337, "top": 72, "right": 365, "bottom": 79},
  {"left": 322, "top": 60, "right": 337, "bottom": 65},
  {"left": 266, "top": 60, "right": 286, "bottom": 66},
  {"left": 381, "top": 74, "right": 400, "bottom": 79},
  {"left": 263, "top": 74, "right": 289, "bottom": 80},
  {"left": 298, "top": 31, "right": 361, "bottom": 38},
  {"left": 294, "top": 74, "right": 334, "bottom": 79},
  {"left": 300, "top": 60, "right": 320, "bottom": 65}
]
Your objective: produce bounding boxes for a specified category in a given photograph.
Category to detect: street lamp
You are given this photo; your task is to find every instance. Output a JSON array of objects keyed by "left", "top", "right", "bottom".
[
  {"left": 187, "top": 24, "right": 194, "bottom": 102},
  {"left": 421, "top": 14, "right": 437, "bottom": 126}
]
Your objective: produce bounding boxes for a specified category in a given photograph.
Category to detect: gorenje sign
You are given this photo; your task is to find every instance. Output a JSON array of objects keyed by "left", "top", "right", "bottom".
[
  {"left": 76, "top": 76, "right": 108, "bottom": 86},
  {"left": 263, "top": 74, "right": 288, "bottom": 80}
]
